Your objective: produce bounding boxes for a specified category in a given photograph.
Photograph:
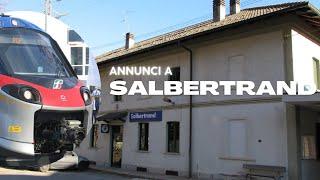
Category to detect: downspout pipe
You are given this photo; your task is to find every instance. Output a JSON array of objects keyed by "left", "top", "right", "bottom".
[{"left": 180, "top": 42, "right": 193, "bottom": 178}]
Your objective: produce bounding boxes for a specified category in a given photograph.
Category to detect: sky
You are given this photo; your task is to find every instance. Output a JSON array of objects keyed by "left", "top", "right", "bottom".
[{"left": 4, "top": 0, "right": 320, "bottom": 56}]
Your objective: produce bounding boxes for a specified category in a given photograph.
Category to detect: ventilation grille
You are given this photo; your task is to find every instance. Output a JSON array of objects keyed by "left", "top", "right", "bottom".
[
  {"left": 165, "top": 170, "right": 179, "bottom": 176},
  {"left": 136, "top": 167, "right": 147, "bottom": 172}
]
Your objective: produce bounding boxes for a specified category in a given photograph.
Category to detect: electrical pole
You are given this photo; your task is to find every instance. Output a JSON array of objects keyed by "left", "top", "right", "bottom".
[
  {"left": 44, "top": 0, "right": 52, "bottom": 32},
  {"left": 44, "top": 0, "right": 66, "bottom": 31}
]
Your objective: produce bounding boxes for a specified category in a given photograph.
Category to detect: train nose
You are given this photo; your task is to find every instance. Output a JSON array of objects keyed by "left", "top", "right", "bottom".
[{"left": 34, "top": 110, "right": 87, "bottom": 154}]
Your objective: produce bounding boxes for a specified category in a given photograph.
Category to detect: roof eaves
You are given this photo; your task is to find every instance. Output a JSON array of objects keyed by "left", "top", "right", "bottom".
[{"left": 96, "top": 1, "right": 312, "bottom": 65}]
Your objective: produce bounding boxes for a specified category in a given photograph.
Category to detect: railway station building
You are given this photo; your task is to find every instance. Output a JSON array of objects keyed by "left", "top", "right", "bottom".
[{"left": 76, "top": 1, "right": 320, "bottom": 179}]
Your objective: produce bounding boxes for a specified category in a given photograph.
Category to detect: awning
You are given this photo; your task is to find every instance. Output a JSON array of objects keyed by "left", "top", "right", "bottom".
[{"left": 96, "top": 111, "right": 128, "bottom": 122}]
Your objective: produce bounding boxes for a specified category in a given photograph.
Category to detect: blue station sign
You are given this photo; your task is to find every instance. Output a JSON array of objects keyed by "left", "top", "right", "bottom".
[{"left": 129, "top": 111, "right": 162, "bottom": 122}]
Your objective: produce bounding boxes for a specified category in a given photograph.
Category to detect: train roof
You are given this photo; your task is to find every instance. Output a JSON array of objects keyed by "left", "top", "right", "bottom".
[{"left": 0, "top": 14, "right": 42, "bottom": 31}]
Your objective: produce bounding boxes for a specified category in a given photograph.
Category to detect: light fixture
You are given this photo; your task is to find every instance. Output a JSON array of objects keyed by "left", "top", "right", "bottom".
[{"left": 163, "top": 97, "right": 175, "bottom": 105}]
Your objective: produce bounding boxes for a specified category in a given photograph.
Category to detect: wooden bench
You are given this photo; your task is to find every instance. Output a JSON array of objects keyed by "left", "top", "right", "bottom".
[{"left": 243, "top": 164, "right": 286, "bottom": 180}]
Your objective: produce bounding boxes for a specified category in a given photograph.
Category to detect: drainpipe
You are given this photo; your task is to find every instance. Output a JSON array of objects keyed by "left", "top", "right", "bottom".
[{"left": 180, "top": 43, "right": 193, "bottom": 178}]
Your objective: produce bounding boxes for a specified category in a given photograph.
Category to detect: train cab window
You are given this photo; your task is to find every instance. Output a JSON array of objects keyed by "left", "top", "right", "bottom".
[{"left": 0, "top": 28, "right": 74, "bottom": 78}]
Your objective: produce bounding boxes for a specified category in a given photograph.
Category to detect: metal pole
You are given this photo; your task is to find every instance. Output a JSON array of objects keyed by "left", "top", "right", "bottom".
[
  {"left": 181, "top": 44, "right": 193, "bottom": 178},
  {"left": 44, "top": 0, "right": 48, "bottom": 32},
  {"left": 44, "top": 0, "right": 52, "bottom": 32}
]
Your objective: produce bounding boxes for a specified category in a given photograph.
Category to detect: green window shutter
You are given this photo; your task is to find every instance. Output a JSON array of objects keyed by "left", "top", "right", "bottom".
[{"left": 313, "top": 58, "right": 320, "bottom": 90}]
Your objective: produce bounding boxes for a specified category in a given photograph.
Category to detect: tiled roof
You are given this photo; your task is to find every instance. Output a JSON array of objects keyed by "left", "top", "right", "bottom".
[{"left": 96, "top": 1, "right": 310, "bottom": 63}]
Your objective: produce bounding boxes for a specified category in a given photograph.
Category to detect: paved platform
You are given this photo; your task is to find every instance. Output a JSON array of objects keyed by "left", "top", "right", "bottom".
[
  {"left": 90, "top": 165, "right": 189, "bottom": 180},
  {"left": 0, "top": 166, "right": 132, "bottom": 180}
]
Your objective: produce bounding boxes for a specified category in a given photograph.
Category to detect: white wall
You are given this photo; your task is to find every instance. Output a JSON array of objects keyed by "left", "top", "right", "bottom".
[
  {"left": 192, "top": 102, "right": 286, "bottom": 178},
  {"left": 76, "top": 123, "right": 111, "bottom": 167},
  {"left": 292, "top": 30, "right": 320, "bottom": 85}
]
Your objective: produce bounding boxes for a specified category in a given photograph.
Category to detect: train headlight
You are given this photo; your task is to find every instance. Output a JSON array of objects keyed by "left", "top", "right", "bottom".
[
  {"left": 23, "top": 90, "right": 33, "bottom": 100},
  {"left": 80, "top": 87, "right": 91, "bottom": 106},
  {"left": 83, "top": 92, "right": 89, "bottom": 102},
  {"left": 2, "top": 84, "right": 41, "bottom": 104}
]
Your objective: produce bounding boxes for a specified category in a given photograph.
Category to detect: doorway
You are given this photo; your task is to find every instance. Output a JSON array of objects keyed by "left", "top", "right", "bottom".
[
  {"left": 111, "top": 125, "right": 123, "bottom": 168},
  {"left": 298, "top": 107, "right": 320, "bottom": 180}
]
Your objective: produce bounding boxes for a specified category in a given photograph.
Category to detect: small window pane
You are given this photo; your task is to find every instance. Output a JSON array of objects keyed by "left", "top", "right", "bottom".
[
  {"left": 167, "top": 122, "right": 179, "bottom": 153},
  {"left": 114, "top": 79, "right": 123, "bottom": 102},
  {"left": 302, "top": 135, "right": 316, "bottom": 159},
  {"left": 85, "top": 66, "right": 89, "bottom": 75},
  {"left": 86, "top": 47, "right": 89, "bottom": 64},
  {"left": 68, "top": 30, "right": 84, "bottom": 42},
  {"left": 73, "top": 66, "right": 83, "bottom": 75},
  {"left": 168, "top": 67, "right": 180, "bottom": 81},
  {"left": 71, "top": 47, "right": 83, "bottom": 65},
  {"left": 139, "top": 123, "right": 149, "bottom": 151}
]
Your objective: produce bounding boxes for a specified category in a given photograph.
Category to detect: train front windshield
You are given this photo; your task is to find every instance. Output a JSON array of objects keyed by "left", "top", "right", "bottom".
[{"left": 0, "top": 28, "right": 74, "bottom": 78}]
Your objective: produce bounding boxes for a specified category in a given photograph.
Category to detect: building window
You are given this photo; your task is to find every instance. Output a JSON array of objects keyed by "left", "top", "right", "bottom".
[
  {"left": 85, "top": 66, "right": 89, "bottom": 75},
  {"left": 68, "top": 30, "right": 84, "bottom": 42},
  {"left": 302, "top": 135, "right": 316, "bottom": 159},
  {"left": 90, "top": 124, "right": 99, "bottom": 148},
  {"left": 86, "top": 47, "right": 90, "bottom": 64},
  {"left": 71, "top": 47, "right": 83, "bottom": 65},
  {"left": 228, "top": 120, "right": 247, "bottom": 157},
  {"left": 114, "top": 79, "right": 123, "bottom": 102},
  {"left": 138, "top": 123, "right": 149, "bottom": 151},
  {"left": 167, "top": 122, "right": 179, "bottom": 153},
  {"left": 168, "top": 67, "right": 180, "bottom": 81},
  {"left": 313, "top": 57, "right": 320, "bottom": 89},
  {"left": 71, "top": 47, "right": 84, "bottom": 76},
  {"left": 73, "top": 66, "right": 83, "bottom": 75}
]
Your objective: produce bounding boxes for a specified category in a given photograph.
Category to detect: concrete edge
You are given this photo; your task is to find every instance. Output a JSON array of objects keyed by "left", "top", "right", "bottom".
[{"left": 89, "top": 166, "right": 165, "bottom": 180}]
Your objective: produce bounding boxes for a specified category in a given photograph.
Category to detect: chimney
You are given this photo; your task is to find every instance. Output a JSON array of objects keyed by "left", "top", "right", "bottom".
[
  {"left": 230, "top": 0, "right": 240, "bottom": 15},
  {"left": 213, "top": 0, "right": 226, "bottom": 21},
  {"left": 125, "top": 32, "right": 134, "bottom": 49}
]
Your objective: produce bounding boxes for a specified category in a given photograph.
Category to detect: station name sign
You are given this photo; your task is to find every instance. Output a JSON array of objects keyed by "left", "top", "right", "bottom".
[{"left": 129, "top": 111, "right": 162, "bottom": 122}]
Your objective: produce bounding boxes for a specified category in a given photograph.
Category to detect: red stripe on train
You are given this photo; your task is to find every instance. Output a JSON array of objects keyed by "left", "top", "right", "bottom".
[{"left": 0, "top": 74, "right": 85, "bottom": 107}]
